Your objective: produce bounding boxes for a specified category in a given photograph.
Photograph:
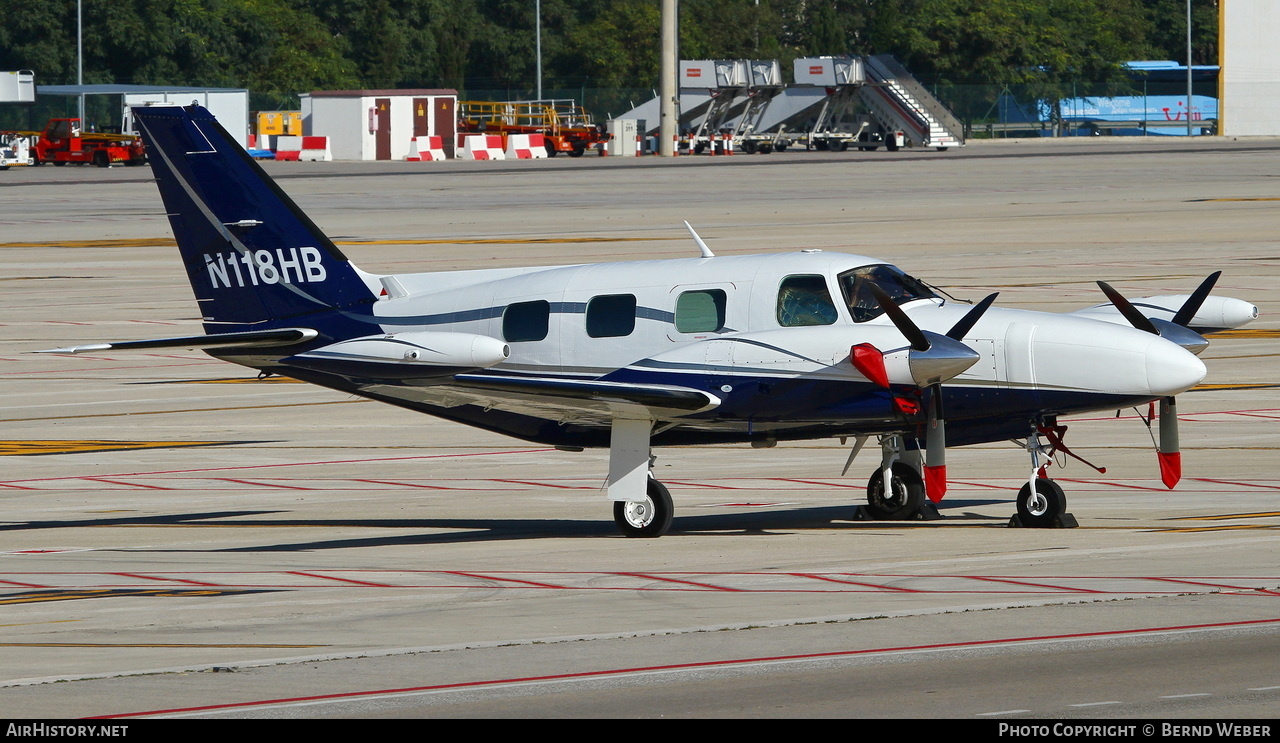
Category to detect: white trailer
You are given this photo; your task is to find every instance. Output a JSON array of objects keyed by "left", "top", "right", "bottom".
[{"left": 122, "top": 90, "right": 250, "bottom": 148}]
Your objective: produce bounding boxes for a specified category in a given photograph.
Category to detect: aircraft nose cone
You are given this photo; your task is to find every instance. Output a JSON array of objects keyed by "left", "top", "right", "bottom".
[{"left": 1145, "top": 339, "right": 1207, "bottom": 395}]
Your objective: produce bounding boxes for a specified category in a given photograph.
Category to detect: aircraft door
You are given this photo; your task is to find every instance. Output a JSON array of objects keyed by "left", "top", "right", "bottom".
[{"left": 375, "top": 98, "right": 391, "bottom": 160}]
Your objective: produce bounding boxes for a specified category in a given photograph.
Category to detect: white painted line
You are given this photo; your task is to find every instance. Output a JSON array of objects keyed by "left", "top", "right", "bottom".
[
  {"left": 977, "top": 709, "right": 1032, "bottom": 716},
  {"left": 1159, "top": 693, "right": 1211, "bottom": 699},
  {"left": 1070, "top": 701, "right": 1122, "bottom": 707}
]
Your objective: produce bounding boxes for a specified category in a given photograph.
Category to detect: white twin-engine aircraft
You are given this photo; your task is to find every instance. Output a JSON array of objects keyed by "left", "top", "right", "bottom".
[{"left": 44, "top": 106, "right": 1259, "bottom": 537}]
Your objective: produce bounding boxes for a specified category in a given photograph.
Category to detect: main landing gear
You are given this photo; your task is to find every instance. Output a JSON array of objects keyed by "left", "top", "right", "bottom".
[
  {"left": 613, "top": 478, "right": 674, "bottom": 538},
  {"left": 864, "top": 462, "right": 925, "bottom": 520},
  {"left": 854, "top": 435, "right": 939, "bottom": 522}
]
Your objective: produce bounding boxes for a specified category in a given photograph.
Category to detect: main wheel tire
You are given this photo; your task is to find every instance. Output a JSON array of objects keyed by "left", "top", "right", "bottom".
[
  {"left": 1016, "top": 478, "right": 1066, "bottom": 528},
  {"left": 614, "top": 479, "right": 674, "bottom": 538},
  {"left": 865, "top": 462, "right": 925, "bottom": 520}
]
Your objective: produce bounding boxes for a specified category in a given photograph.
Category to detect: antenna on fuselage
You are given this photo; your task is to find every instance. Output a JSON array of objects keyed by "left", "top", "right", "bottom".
[{"left": 684, "top": 221, "right": 715, "bottom": 258}]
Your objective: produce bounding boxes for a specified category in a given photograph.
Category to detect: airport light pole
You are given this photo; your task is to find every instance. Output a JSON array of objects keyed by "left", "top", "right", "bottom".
[
  {"left": 77, "top": 0, "right": 84, "bottom": 124},
  {"left": 1186, "top": 0, "right": 1193, "bottom": 137},
  {"left": 535, "top": 0, "right": 542, "bottom": 101}
]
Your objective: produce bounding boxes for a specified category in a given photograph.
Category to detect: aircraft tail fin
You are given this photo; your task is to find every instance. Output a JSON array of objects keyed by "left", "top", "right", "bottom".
[{"left": 133, "top": 105, "right": 377, "bottom": 335}]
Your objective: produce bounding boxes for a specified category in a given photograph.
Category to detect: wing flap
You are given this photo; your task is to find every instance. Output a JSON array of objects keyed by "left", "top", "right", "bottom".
[{"left": 444, "top": 373, "right": 721, "bottom": 422}]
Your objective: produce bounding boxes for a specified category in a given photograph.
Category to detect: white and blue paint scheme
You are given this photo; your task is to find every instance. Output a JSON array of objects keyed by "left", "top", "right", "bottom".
[{"left": 43, "top": 105, "right": 1259, "bottom": 536}]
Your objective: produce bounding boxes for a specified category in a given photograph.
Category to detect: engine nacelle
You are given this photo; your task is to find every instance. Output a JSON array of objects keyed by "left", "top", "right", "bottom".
[
  {"left": 1074, "top": 294, "right": 1258, "bottom": 333},
  {"left": 284, "top": 331, "right": 509, "bottom": 379}
]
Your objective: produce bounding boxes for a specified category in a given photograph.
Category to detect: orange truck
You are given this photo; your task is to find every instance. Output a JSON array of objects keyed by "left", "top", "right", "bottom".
[{"left": 25, "top": 118, "right": 146, "bottom": 167}]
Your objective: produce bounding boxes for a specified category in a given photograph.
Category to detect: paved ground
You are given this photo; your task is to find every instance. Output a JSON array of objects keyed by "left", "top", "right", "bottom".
[{"left": 1, "top": 138, "right": 1278, "bottom": 719}]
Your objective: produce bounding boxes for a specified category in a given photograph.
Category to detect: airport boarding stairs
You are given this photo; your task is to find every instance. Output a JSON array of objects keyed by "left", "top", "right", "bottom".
[{"left": 859, "top": 54, "right": 964, "bottom": 149}]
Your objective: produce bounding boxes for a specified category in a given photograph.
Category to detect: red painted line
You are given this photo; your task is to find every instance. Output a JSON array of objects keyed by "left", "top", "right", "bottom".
[
  {"left": 491, "top": 479, "right": 593, "bottom": 490},
  {"left": 0, "top": 482, "right": 36, "bottom": 489},
  {"left": 440, "top": 571, "right": 569, "bottom": 590},
  {"left": 213, "top": 478, "right": 315, "bottom": 491},
  {"left": 788, "top": 573, "right": 922, "bottom": 593},
  {"left": 110, "top": 573, "right": 221, "bottom": 587},
  {"left": 966, "top": 576, "right": 1107, "bottom": 594},
  {"left": 90, "top": 616, "right": 1280, "bottom": 719},
  {"left": 81, "top": 478, "right": 175, "bottom": 491},
  {"left": 663, "top": 480, "right": 741, "bottom": 490},
  {"left": 0, "top": 578, "right": 50, "bottom": 587},
  {"left": 1144, "top": 576, "right": 1274, "bottom": 591},
  {"left": 616, "top": 572, "right": 741, "bottom": 591},
  {"left": 1052, "top": 478, "right": 1169, "bottom": 492},
  {"left": 0, "top": 449, "right": 554, "bottom": 485},
  {"left": 1226, "top": 412, "right": 1280, "bottom": 421},
  {"left": 950, "top": 479, "right": 1019, "bottom": 491},
  {"left": 286, "top": 571, "right": 395, "bottom": 588},
  {"left": 772, "top": 478, "right": 856, "bottom": 488},
  {"left": 349, "top": 479, "right": 456, "bottom": 490},
  {"left": 0, "top": 362, "right": 213, "bottom": 377},
  {"left": 1195, "top": 478, "right": 1280, "bottom": 491}
]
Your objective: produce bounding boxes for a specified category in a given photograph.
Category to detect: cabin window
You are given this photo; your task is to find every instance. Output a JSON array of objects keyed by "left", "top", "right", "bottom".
[
  {"left": 675, "top": 289, "right": 726, "bottom": 333},
  {"left": 838, "top": 264, "right": 938, "bottom": 322},
  {"left": 502, "top": 300, "right": 550, "bottom": 342},
  {"left": 776, "top": 275, "right": 838, "bottom": 327},
  {"left": 586, "top": 294, "right": 637, "bottom": 338}
]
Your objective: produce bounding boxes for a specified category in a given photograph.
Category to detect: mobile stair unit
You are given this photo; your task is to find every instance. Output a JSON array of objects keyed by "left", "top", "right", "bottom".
[
  {"left": 793, "top": 56, "right": 876, "bottom": 151},
  {"left": 859, "top": 54, "right": 964, "bottom": 150}
]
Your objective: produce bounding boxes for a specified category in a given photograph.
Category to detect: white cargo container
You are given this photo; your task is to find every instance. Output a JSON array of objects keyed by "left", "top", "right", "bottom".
[
  {"left": 0, "top": 70, "right": 35, "bottom": 103},
  {"left": 123, "top": 89, "right": 250, "bottom": 147}
]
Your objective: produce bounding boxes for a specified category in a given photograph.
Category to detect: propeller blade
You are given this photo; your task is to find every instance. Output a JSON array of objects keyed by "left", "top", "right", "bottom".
[
  {"left": 945, "top": 292, "right": 999, "bottom": 341},
  {"left": 1097, "top": 281, "right": 1159, "bottom": 335},
  {"left": 868, "top": 284, "right": 930, "bottom": 351},
  {"left": 1170, "top": 271, "right": 1221, "bottom": 327},
  {"left": 923, "top": 385, "right": 947, "bottom": 502},
  {"left": 1158, "top": 396, "right": 1182, "bottom": 489}
]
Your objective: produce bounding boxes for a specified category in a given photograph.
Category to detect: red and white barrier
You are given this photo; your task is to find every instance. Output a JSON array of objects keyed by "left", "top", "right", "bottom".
[
  {"left": 406, "top": 136, "right": 448, "bottom": 161},
  {"left": 299, "top": 136, "right": 332, "bottom": 162},
  {"left": 505, "top": 133, "right": 548, "bottom": 159},
  {"left": 458, "top": 134, "right": 506, "bottom": 161},
  {"left": 274, "top": 135, "right": 302, "bottom": 161}
]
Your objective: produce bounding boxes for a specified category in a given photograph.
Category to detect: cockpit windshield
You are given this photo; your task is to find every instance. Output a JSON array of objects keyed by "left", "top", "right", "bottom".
[{"left": 838, "top": 264, "right": 938, "bottom": 322}]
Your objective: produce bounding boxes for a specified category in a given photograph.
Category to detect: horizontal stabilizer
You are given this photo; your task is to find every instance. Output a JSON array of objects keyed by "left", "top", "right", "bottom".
[{"left": 35, "top": 328, "right": 318, "bottom": 355}]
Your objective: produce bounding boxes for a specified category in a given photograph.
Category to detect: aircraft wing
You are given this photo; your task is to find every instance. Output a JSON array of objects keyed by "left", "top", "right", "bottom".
[
  {"left": 445, "top": 374, "right": 722, "bottom": 423},
  {"left": 356, "top": 373, "right": 721, "bottom": 428},
  {"left": 35, "top": 328, "right": 319, "bottom": 354}
]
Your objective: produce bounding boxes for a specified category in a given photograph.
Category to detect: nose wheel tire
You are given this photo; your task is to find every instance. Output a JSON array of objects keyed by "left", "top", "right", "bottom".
[
  {"left": 865, "top": 462, "right": 925, "bottom": 520},
  {"left": 614, "top": 479, "right": 674, "bottom": 538},
  {"left": 1016, "top": 478, "right": 1067, "bottom": 528}
]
